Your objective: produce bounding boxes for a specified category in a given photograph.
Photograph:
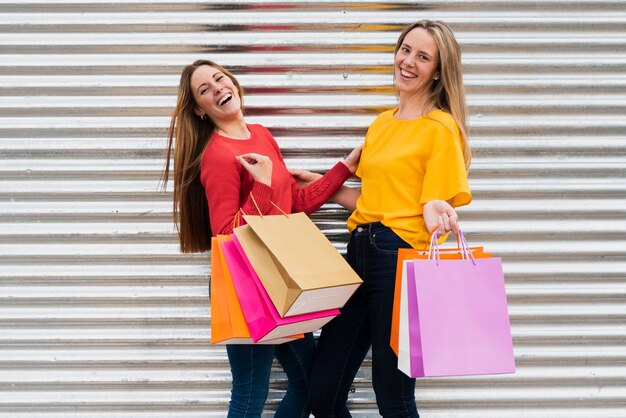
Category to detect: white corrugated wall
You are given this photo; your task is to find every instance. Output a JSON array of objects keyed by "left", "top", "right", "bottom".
[{"left": 0, "top": 1, "right": 625, "bottom": 417}]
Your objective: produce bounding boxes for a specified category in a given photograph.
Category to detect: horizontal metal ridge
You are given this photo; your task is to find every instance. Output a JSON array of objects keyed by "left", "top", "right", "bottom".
[
  {"left": 1, "top": 115, "right": 625, "bottom": 136},
  {"left": 1, "top": 199, "right": 624, "bottom": 215},
  {"left": 0, "top": 412, "right": 619, "bottom": 418},
  {"left": 2, "top": 94, "right": 625, "bottom": 117},
  {"left": 5, "top": 239, "right": 622, "bottom": 253},
  {"left": 1, "top": 324, "right": 624, "bottom": 342},
  {"left": 1, "top": 261, "right": 624, "bottom": 281},
  {"left": 1, "top": 136, "right": 625, "bottom": 155},
  {"left": 0, "top": 263, "right": 207, "bottom": 276},
  {"left": 1, "top": 32, "right": 625, "bottom": 52},
  {"left": 0, "top": 344, "right": 621, "bottom": 363},
  {"left": 0, "top": 283, "right": 622, "bottom": 302},
  {"left": 1, "top": 0, "right": 624, "bottom": 8},
  {"left": 2, "top": 10, "right": 625, "bottom": 26},
  {"left": 2, "top": 74, "right": 625, "bottom": 95},
  {"left": 3, "top": 156, "right": 625, "bottom": 172},
  {"left": 0, "top": 386, "right": 622, "bottom": 404},
  {"left": 2, "top": 52, "right": 625, "bottom": 70},
  {"left": 0, "top": 367, "right": 621, "bottom": 386},
  {"left": 1, "top": 218, "right": 624, "bottom": 237}
]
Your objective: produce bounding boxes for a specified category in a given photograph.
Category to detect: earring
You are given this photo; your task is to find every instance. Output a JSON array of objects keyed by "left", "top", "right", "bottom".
[
  {"left": 200, "top": 113, "right": 208, "bottom": 120},
  {"left": 433, "top": 75, "right": 439, "bottom": 81}
]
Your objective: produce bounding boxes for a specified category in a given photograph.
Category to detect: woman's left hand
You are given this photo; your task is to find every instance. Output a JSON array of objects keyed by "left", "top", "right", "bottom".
[{"left": 423, "top": 200, "right": 460, "bottom": 236}]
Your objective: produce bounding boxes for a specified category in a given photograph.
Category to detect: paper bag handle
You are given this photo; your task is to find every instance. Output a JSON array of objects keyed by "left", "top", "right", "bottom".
[
  {"left": 248, "top": 192, "right": 288, "bottom": 218},
  {"left": 230, "top": 209, "right": 243, "bottom": 230},
  {"left": 424, "top": 229, "right": 471, "bottom": 255},
  {"left": 428, "top": 229, "right": 476, "bottom": 266}
]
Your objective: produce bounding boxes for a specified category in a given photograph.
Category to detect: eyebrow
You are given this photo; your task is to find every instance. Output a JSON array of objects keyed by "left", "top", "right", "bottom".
[{"left": 196, "top": 72, "right": 224, "bottom": 93}]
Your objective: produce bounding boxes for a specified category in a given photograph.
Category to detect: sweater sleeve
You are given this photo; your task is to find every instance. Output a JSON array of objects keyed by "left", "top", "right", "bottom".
[
  {"left": 241, "top": 181, "right": 274, "bottom": 220},
  {"left": 290, "top": 161, "right": 352, "bottom": 214},
  {"left": 258, "top": 125, "right": 352, "bottom": 215}
]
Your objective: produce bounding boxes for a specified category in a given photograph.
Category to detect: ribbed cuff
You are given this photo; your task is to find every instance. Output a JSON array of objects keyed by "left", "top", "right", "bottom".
[
  {"left": 328, "top": 160, "right": 353, "bottom": 183},
  {"left": 246, "top": 181, "right": 273, "bottom": 215}
]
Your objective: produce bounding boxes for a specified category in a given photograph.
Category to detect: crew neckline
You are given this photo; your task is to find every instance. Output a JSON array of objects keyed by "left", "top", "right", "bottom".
[
  {"left": 391, "top": 107, "right": 440, "bottom": 122},
  {"left": 213, "top": 124, "right": 255, "bottom": 142}
]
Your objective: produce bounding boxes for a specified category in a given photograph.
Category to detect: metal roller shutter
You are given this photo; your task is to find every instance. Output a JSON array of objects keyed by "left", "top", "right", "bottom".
[{"left": 0, "top": 1, "right": 624, "bottom": 416}]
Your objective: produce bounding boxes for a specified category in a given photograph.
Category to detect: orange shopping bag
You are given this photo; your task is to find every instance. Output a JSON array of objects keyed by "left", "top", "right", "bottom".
[
  {"left": 210, "top": 235, "right": 302, "bottom": 344},
  {"left": 390, "top": 238, "right": 490, "bottom": 355}
]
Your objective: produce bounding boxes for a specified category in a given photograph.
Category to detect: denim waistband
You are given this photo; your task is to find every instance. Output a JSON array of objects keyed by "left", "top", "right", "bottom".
[{"left": 352, "top": 222, "right": 390, "bottom": 236}]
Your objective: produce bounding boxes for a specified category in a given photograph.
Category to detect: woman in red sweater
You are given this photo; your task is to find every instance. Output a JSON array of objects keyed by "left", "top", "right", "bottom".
[{"left": 163, "top": 59, "right": 360, "bottom": 417}]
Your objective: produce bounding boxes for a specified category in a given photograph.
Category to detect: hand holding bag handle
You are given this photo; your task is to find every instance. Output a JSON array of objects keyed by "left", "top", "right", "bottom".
[{"left": 427, "top": 229, "right": 476, "bottom": 266}]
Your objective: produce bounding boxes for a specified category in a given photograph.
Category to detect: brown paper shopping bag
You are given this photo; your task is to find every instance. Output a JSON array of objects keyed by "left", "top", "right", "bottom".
[
  {"left": 210, "top": 236, "right": 302, "bottom": 345},
  {"left": 234, "top": 212, "right": 362, "bottom": 317}
]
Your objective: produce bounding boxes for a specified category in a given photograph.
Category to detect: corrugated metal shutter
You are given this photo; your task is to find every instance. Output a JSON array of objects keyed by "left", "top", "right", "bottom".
[{"left": 1, "top": 1, "right": 625, "bottom": 417}]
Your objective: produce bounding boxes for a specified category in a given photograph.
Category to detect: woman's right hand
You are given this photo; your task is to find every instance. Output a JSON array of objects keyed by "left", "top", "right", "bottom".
[
  {"left": 289, "top": 168, "right": 323, "bottom": 188},
  {"left": 237, "top": 153, "right": 273, "bottom": 186},
  {"left": 423, "top": 200, "right": 460, "bottom": 236}
]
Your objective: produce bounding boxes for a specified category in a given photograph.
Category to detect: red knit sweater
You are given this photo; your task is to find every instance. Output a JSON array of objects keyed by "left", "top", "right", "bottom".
[{"left": 200, "top": 124, "right": 352, "bottom": 236}]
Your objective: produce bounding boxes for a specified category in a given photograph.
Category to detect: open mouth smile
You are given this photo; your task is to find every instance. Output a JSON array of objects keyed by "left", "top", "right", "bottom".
[
  {"left": 400, "top": 69, "right": 417, "bottom": 79},
  {"left": 217, "top": 93, "right": 233, "bottom": 106}
]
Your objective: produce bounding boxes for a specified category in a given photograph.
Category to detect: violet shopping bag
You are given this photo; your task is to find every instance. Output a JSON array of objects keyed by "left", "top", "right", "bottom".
[
  {"left": 210, "top": 236, "right": 303, "bottom": 345},
  {"left": 390, "top": 244, "right": 489, "bottom": 355},
  {"left": 398, "top": 231, "right": 515, "bottom": 378},
  {"left": 220, "top": 235, "right": 339, "bottom": 343}
]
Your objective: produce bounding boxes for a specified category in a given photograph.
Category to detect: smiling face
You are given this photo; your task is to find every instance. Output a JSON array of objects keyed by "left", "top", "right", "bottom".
[
  {"left": 394, "top": 27, "right": 440, "bottom": 99},
  {"left": 190, "top": 65, "right": 242, "bottom": 124}
]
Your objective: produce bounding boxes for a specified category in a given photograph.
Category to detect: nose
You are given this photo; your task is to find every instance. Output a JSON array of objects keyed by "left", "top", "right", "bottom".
[{"left": 404, "top": 53, "right": 420, "bottom": 67}]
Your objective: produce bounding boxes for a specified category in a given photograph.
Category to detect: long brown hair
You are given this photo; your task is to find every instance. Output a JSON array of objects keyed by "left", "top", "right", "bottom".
[
  {"left": 395, "top": 20, "right": 472, "bottom": 170},
  {"left": 162, "top": 60, "right": 245, "bottom": 253}
]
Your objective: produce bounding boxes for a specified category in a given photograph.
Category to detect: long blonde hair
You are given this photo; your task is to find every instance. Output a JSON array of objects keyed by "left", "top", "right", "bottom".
[
  {"left": 162, "top": 60, "right": 244, "bottom": 253},
  {"left": 395, "top": 20, "right": 471, "bottom": 170}
]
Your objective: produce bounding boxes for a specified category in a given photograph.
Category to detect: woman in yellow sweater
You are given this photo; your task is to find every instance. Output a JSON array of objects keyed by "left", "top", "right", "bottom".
[{"left": 307, "top": 20, "right": 472, "bottom": 417}]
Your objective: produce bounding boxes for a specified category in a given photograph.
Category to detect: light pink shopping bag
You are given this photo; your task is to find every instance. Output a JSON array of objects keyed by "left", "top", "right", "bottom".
[
  {"left": 398, "top": 232, "right": 515, "bottom": 378},
  {"left": 220, "top": 237, "right": 338, "bottom": 343}
]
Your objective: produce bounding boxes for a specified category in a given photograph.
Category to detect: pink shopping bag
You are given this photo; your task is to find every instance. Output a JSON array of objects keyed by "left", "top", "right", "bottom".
[
  {"left": 210, "top": 235, "right": 303, "bottom": 345},
  {"left": 398, "top": 231, "right": 515, "bottom": 378},
  {"left": 220, "top": 236, "right": 339, "bottom": 343}
]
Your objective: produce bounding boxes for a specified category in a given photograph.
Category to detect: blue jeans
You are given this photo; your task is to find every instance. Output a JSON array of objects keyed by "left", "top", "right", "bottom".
[
  {"left": 309, "top": 222, "right": 419, "bottom": 418},
  {"left": 226, "top": 332, "right": 315, "bottom": 418}
]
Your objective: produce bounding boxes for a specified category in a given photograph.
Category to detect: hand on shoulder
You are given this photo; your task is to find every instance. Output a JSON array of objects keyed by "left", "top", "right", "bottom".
[{"left": 341, "top": 145, "right": 363, "bottom": 174}]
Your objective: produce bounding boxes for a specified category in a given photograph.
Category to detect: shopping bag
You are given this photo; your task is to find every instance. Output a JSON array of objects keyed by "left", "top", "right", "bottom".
[
  {"left": 210, "top": 236, "right": 302, "bottom": 345},
  {"left": 397, "top": 259, "right": 416, "bottom": 376},
  {"left": 220, "top": 235, "right": 339, "bottom": 342},
  {"left": 390, "top": 244, "right": 490, "bottom": 355},
  {"left": 397, "top": 231, "right": 515, "bottom": 377},
  {"left": 234, "top": 211, "right": 362, "bottom": 317}
]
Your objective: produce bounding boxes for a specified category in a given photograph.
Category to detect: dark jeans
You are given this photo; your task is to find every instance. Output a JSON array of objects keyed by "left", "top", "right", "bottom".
[
  {"left": 309, "top": 222, "right": 419, "bottom": 418},
  {"left": 226, "top": 332, "right": 315, "bottom": 418}
]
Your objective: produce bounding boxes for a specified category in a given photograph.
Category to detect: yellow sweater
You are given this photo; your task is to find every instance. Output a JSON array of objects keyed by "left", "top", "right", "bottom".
[{"left": 347, "top": 108, "right": 472, "bottom": 248}]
